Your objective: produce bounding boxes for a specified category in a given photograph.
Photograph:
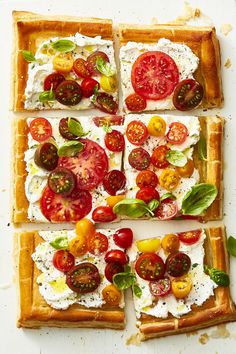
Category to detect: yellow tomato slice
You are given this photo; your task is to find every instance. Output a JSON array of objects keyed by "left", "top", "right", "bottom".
[
  {"left": 171, "top": 275, "right": 192, "bottom": 299},
  {"left": 176, "top": 159, "right": 194, "bottom": 178},
  {"left": 100, "top": 75, "right": 117, "bottom": 93},
  {"left": 53, "top": 52, "right": 74, "bottom": 73},
  {"left": 159, "top": 169, "right": 180, "bottom": 191},
  {"left": 68, "top": 234, "right": 88, "bottom": 257},
  {"left": 147, "top": 116, "right": 166, "bottom": 137},
  {"left": 106, "top": 195, "right": 125, "bottom": 208},
  {"left": 161, "top": 233, "right": 180, "bottom": 254},
  {"left": 136, "top": 238, "right": 161, "bottom": 253},
  {"left": 102, "top": 284, "right": 122, "bottom": 306}
]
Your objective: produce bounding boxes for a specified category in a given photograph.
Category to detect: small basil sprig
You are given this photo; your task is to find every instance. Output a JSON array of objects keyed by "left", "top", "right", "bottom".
[
  {"left": 204, "top": 265, "right": 229, "bottom": 287},
  {"left": 113, "top": 198, "right": 156, "bottom": 218},
  {"left": 58, "top": 141, "right": 84, "bottom": 157},
  {"left": 22, "top": 50, "right": 36, "bottom": 62},
  {"left": 166, "top": 150, "right": 187, "bottom": 167},
  {"left": 51, "top": 39, "right": 76, "bottom": 52},
  {"left": 96, "top": 57, "right": 116, "bottom": 77},
  {"left": 227, "top": 236, "right": 236, "bottom": 257},
  {"left": 50, "top": 236, "right": 69, "bottom": 250},
  {"left": 39, "top": 89, "right": 55, "bottom": 103},
  {"left": 68, "top": 118, "right": 88, "bottom": 137},
  {"left": 198, "top": 136, "right": 207, "bottom": 161},
  {"left": 147, "top": 199, "right": 160, "bottom": 212},
  {"left": 160, "top": 193, "right": 176, "bottom": 201},
  {"left": 113, "top": 266, "right": 142, "bottom": 298}
]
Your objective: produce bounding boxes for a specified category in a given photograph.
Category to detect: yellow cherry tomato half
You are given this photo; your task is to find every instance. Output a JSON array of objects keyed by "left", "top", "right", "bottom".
[
  {"left": 106, "top": 195, "right": 125, "bottom": 208},
  {"left": 53, "top": 52, "right": 74, "bottom": 73},
  {"left": 68, "top": 234, "right": 88, "bottom": 257},
  {"left": 147, "top": 116, "right": 166, "bottom": 137},
  {"left": 136, "top": 238, "right": 161, "bottom": 253},
  {"left": 176, "top": 159, "right": 194, "bottom": 178},
  {"left": 102, "top": 284, "right": 122, "bottom": 306},
  {"left": 159, "top": 169, "right": 180, "bottom": 191},
  {"left": 161, "top": 233, "right": 180, "bottom": 254},
  {"left": 100, "top": 75, "right": 117, "bottom": 93},
  {"left": 171, "top": 275, "right": 192, "bottom": 299},
  {"left": 75, "top": 218, "right": 96, "bottom": 238}
]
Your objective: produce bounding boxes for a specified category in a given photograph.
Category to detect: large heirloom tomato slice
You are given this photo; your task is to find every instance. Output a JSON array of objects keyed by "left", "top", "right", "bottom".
[
  {"left": 58, "top": 139, "right": 108, "bottom": 191},
  {"left": 131, "top": 51, "right": 179, "bottom": 100}
]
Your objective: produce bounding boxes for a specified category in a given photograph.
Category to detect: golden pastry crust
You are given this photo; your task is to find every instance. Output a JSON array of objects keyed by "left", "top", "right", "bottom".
[
  {"left": 119, "top": 24, "right": 223, "bottom": 109},
  {"left": 11, "top": 11, "right": 113, "bottom": 112},
  {"left": 14, "top": 231, "right": 125, "bottom": 329},
  {"left": 137, "top": 226, "right": 236, "bottom": 340}
]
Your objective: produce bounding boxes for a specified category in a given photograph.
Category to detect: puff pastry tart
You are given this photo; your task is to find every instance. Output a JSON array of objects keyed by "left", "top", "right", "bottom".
[
  {"left": 12, "top": 11, "right": 118, "bottom": 112},
  {"left": 119, "top": 24, "right": 223, "bottom": 112},
  {"left": 12, "top": 114, "right": 223, "bottom": 223}
]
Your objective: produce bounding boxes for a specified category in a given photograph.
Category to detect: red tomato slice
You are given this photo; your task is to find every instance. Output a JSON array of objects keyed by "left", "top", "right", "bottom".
[
  {"left": 103, "top": 170, "right": 126, "bottom": 196},
  {"left": 105, "top": 263, "right": 124, "bottom": 283},
  {"left": 53, "top": 250, "right": 75, "bottom": 272},
  {"left": 81, "top": 78, "right": 100, "bottom": 98},
  {"left": 66, "top": 263, "right": 101, "bottom": 293},
  {"left": 136, "top": 187, "right": 160, "bottom": 204},
  {"left": 177, "top": 229, "right": 201, "bottom": 245},
  {"left": 29, "top": 118, "right": 52, "bottom": 142},
  {"left": 166, "top": 122, "right": 188, "bottom": 145},
  {"left": 73, "top": 58, "right": 92, "bottom": 78},
  {"left": 166, "top": 252, "right": 191, "bottom": 277},
  {"left": 113, "top": 228, "right": 133, "bottom": 249},
  {"left": 40, "top": 187, "right": 92, "bottom": 222},
  {"left": 87, "top": 232, "right": 109, "bottom": 255},
  {"left": 135, "top": 253, "right": 165, "bottom": 281},
  {"left": 92, "top": 206, "right": 116, "bottom": 222},
  {"left": 104, "top": 249, "right": 128, "bottom": 265},
  {"left": 151, "top": 145, "right": 170, "bottom": 169},
  {"left": 58, "top": 139, "right": 108, "bottom": 191},
  {"left": 126, "top": 120, "right": 148, "bottom": 146},
  {"left": 104, "top": 130, "right": 125, "bottom": 152},
  {"left": 131, "top": 51, "right": 179, "bottom": 100},
  {"left": 44, "top": 72, "right": 65, "bottom": 91},
  {"left": 93, "top": 115, "right": 124, "bottom": 127},
  {"left": 93, "top": 93, "right": 118, "bottom": 114},
  {"left": 155, "top": 198, "right": 178, "bottom": 220},
  {"left": 136, "top": 170, "right": 158, "bottom": 189},
  {"left": 149, "top": 277, "right": 171, "bottom": 297},
  {"left": 55, "top": 80, "right": 82, "bottom": 106},
  {"left": 87, "top": 51, "right": 110, "bottom": 75},
  {"left": 125, "top": 93, "right": 147, "bottom": 112},
  {"left": 173, "top": 79, "right": 203, "bottom": 111},
  {"left": 128, "top": 148, "right": 150, "bottom": 171}
]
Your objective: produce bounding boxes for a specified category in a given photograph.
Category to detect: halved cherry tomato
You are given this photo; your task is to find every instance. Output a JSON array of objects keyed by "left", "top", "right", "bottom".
[
  {"left": 176, "top": 159, "right": 194, "bottom": 178},
  {"left": 58, "top": 139, "right": 108, "bottom": 191},
  {"left": 100, "top": 75, "right": 117, "bottom": 93},
  {"left": 34, "top": 142, "right": 58, "bottom": 171},
  {"left": 92, "top": 206, "right": 116, "bottom": 222},
  {"left": 106, "top": 195, "right": 125, "bottom": 207},
  {"left": 113, "top": 228, "right": 133, "bottom": 249},
  {"left": 73, "top": 58, "right": 91, "bottom": 78},
  {"left": 166, "top": 122, "right": 188, "bottom": 145},
  {"left": 87, "top": 232, "right": 109, "bottom": 255},
  {"left": 177, "top": 229, "right": 201, "bottom": 245},
  {"left": 93, "top": 93, "right": 118, "bottom": 114},
  {"left": 69, "top": 234, "right": 88, "bottom": 257},
  {"left": 66, "top": 263, "right": 100, "bottom": 293},
  {"left": 135, "top": 253, "right": 165, "bottom": 281},
  {"left": 136, "top": 238, "right": 161, "bottom": 253},
  {"left": 161, "top": 234, "right": 180, "bottom": 254},
  {"left": 53, "top": 53, "right": 74, "bottom": 73},
  {"left": 105, "top": 249, "right": 128, "bottom": 265},
  {"left": 149, "top": 277, "right": 171, "bottom": 297},
  {"left": 29, "top": 118, "right": 52, "bottom": 142},
  {"left": 159, "top": 169, "right": 180, "bottom": 191},
  {"left": 93, "top": 116, "right": 124, "bottom": 127},
  {"left": 105, "top": 263, "right": 124, "bottom": 283},
  {"left": 104, "top": 130, "right": 125, "bottom": 152},
  {"left": 136, "top": 187, "right": 160, "bottom": 204},
  {"left": 151, "top": 145, "right": 170, "bottom": 169},
  {"left": 136, "top": 170, "right": 158, "bottom": 189},
  {"left": 155, "top": 198, "right": 178, "bottom": 220},
  {"left": 166, "top": 252, "right": 191, "bottom": 277},
  {"left": 81, "top": 78, "right": 100, "bottom": 97},
  {"left": 75, "top": 218, "right": 95, "bottom": 238},
  {"left": 59, "top": 117, "right": 79, "bottom": 140},
  {"left": 173, "top": 79, "right": 203, "bottom": 111},
  {"left": 103, "top": 170, "right": 126, "bottom": 196},
  {"left": 48, "top": 167, "right": 76, "bottom": 195},
  {"left": 126, "top": 120, "right": 148, "bottom": 146},
  {"left": 128, "top": 148, "right": 150, "bottom": 171},
  {"left": 102, "top": 284, "right": 122, "bottom": 306},
  {"left": 125, "top": 93, "right": 147, "bottom": 112},
  {"left": 53, "top": 250, "right": 75, "bottom": 272},
  {"left": 44, "top": 72, "right": 65, "bottom": 91},
  {"left": 147, "top": 116, "right": 166, "bottom": 137},
  {"left": 87, "top": 51, "right": 109, "bottom": 75},
  {"left": 40, "top": 187, "right": 92, "bottom": 222},
  {"left": 55, "top": 80, "right": 82, "bottom": 106},
  {"left": 131, "top": 51, "right": 179, "bottom": 100},
  {"left": 171, "top": 275, "right": 192, "bottom": 299}
]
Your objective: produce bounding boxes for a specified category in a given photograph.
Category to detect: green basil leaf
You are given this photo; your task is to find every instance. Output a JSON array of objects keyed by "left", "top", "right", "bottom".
[
  {"left": 96, "top": 57, "right": 116, "bottom": 77},
  {"left": 39, "top": 90, "right": 55, "bottom": 103},
  {"left": 181, "top": 183, "right": 218, "bottom": 216},
  {"left": 113, "top": 272, "right": 136, "bottom": 290},
  {"left": 22, "top": 50, "right": 36, "bottom": 62},
  {"left": 51, "top": 39, "right": 76, "bottom": 52},
  {"left": 198, "top": 136, "right": 207, "bottom": 161},
  {"left": 124, "top": 265, "right": 131, "bottom": 273},
  {"left": 160, "top": 193, "right": 176, "bottom": 201},
  {"left": 113, "top": 198, "right": 153, "bottom": 218},
  {"left": 68, "top": 118, "right": 88, "bottom": 137},
  {"left": 192, "top": 263, "right": 199, "bottom": 268},
  {"left": 147, "top": 199, "right": 159, "bottom": 212},
  {"left": 133, "top": 284, "right": 142, "bottom": 298},
  {"left": 102, "top": 123, "right": 112, "bottom": 133},
  {"left": 227, "top": 236, "right": 236, "bottom": 257},
  {"left": 50, "top": 237, "right": 69, "bottom": 250},
  {"left": 204, "top": 265, "right": 229, "bottom": 287},
  {"left": 166, "top": 150, "right": 187, "bottom": 167},
  {"left": 58, "top": 141, "right": 84, "bottom": 157}
]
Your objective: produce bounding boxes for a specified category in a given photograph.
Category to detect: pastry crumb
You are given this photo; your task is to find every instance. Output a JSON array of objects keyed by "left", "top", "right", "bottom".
[
  {"left": 220, "top": 24, "right": 233, "bottom": 36},
  {"left": 170, "top": 1, "right": 201, "bottom": 25},
  {"left": 186, "top": 330, "right": 198, "bottom": 337},
  {"left": 126, "top": 333, "right": 142, "bottom": 346},
  {"left": 210, "top": 324, "right": 230, "bottom": 339},
  {"left": 199, "top": 333, "right": 209, "bottom": 344},
  {"left": 224, "top": 58, "right": 232, "bottom": 68}
]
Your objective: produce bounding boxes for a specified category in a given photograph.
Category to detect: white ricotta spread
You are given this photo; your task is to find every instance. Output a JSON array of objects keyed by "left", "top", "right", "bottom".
[{"left": 120, "top": 38, "right": 199, "bottom": 111}]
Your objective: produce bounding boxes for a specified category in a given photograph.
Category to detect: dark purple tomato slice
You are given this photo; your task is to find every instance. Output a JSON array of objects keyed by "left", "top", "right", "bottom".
[
  {"left": 48, "top": 167, "right": 76, "bottom": 195},
  {"left": 55, "top": 80, "right": 82, "bottom": 106},
  {"left": 34, "top": 142, "right": 58, "bottom": 171}
]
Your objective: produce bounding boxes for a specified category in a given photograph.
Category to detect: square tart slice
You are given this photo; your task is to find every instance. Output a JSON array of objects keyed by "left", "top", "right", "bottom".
[
  {"left": 129, "top": 226, "right": 236, "bottom": 340},
  {"left": 14, "top": 229, "right": 125, "bottom": 329},
  {"left": 12, "top": 11, "right": 117, "bottom": 112},
  {"left": 123, "top": 114, "right": 224, "bottom": 222},
  {"left": 12, "top": 115, "right": 125, "bottom": 223},
  {"left": 119, "top": 24, "right": 223, "bottom": 112}
]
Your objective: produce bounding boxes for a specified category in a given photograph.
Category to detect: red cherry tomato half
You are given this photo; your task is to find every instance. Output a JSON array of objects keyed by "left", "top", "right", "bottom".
[
  {"left": 87, "top": 51, "right": 110, "bottom": 75},
  {"left": 177, "top": 229, "right": 202, "bottom": 245},
  {"left": 113, "top": 228, "right": 133, "bottom": 249},
  {"left": 53, "top": 250, "right": 75, "bottom": 272},
  {"left": 126, "top": 120, "right": 148, "bottom": 146},
  {"left": 135, "top": 253, "right": 165, "bottom": 281},
  {"left": 29, "top": 118, "right": 52, "bottom": 142},
  {"left": 92, "top": 206, "right": 117, "bottom": 222},
  {"left": 58, "top": 117, "right": 79, "bottom": 140},
  {"left": 93, "top": 93, "right": 118, "bottom": 114},
  {"left": 125, "top": 93, "right": 147, "bottom": 112},
  {"left": 166, "top": 252, "right": 191, "bottom": 277},
  {"left": 131, "top": 51, "right": 179, "bottom": 100},
  {"left": 66, "top": 263, "right": 101, "bottom": 293},
  {"left": 151, "top": 145, "right": 170, "bottom": 169},
  {"left": 81, "top": 78, "right": 100, "bottom": 98},
  {"left": 103, "top": 170, "right": 126, "bottom": 196},
  {"left": 55, "top": 80, "right": 82, "bottom": 106},
  {"left": 93, "top": 115, "right": 124, "bottom": 127},
  {"left": 105, "top": 262, "right": 124, "bottom": 283},
  {"left": 173, "top": 79, "right": 203, "bottom": 111},
  {"left": 155, "top": 198, "right": 178, "bottom": 220},
  {"left": 44, "top": 72, "right": 65, "bottom": 91},
  {"left": 166, "top": 122, "right": 188, "bottom": 145},
  {"left": 104, "top": 130, "right": 125, "bottom": 152},
  {"left": 73, "top": 58, "right": 91, "bottom": 78},
  {"left": 149, "top": 277, "right": 171, "bottom": 297},
  {"left": 136, "top": 170, "right": 158, "bottom": 189},
  {"left": 105, "top": 249, "right": 128, "bottom": 265},
  {"left": 128, "top": 148, "right": 151, "bottom": 171},
  {"left": 87, "top": 232, "right": 109, "bottom": 255},
  {"left": 136, "top": 187, "right": 160, "bottom": 204}
]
